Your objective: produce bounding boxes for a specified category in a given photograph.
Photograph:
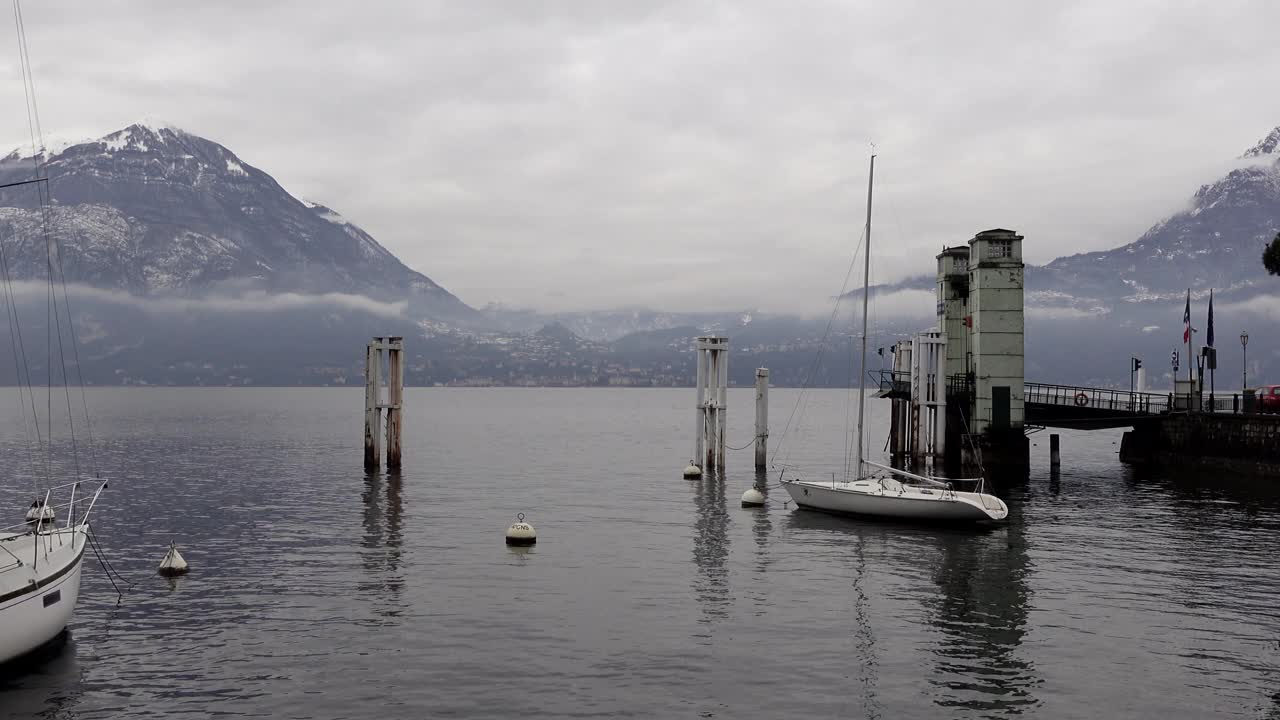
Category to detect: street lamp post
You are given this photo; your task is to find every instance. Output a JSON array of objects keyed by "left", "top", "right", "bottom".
[{"left": 1241, "top": 331, "right": 1249, "bottom": 392}]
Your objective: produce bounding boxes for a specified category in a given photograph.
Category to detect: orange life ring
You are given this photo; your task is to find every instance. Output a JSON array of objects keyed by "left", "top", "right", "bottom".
[{"left": 1074, "top": 392, "right": 1089, "bottom": 407}]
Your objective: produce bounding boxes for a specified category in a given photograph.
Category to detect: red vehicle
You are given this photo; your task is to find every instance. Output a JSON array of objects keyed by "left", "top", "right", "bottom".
[{"left": 1256, "top": 385, "right": 1280, "bottom": 412}]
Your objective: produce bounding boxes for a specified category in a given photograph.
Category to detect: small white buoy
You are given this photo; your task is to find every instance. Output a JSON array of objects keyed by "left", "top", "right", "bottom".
[
  {"left": 158, "top": 541, "right": 189, "bottom": 577},
  {"left": 741, "top": 487, "right": 766, "bottom": 507},
  {"left": 505, "top": 513, "right": 537, "bottom": 546},
  {"left": 25, "top": 501, "right": 55, "bottom": 524},
  {"left": 683, "top": 463, "right": 702, "bottom": 479}
]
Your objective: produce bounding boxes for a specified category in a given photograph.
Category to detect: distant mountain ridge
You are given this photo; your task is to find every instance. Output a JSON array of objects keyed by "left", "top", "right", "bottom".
[
  {"left": 851, "top": 125, "right": 1280, "bottom": 308},
  {"left": 0, "top": 122, "right": 475, "bottom": 320},
  {"left": 0, "top": 120, "right": 1274, "bottom": 387},
  {"left": 1038, "top": 126, "right": 1280, "bottom": 302}
]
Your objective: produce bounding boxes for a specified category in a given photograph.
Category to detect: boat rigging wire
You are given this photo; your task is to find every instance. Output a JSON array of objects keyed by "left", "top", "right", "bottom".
[
  {"left": 11, "top": 0, "right": 100, "bottom": 481},
  {"left": 770, "top": 225, "right": 866, "bottom": 471}
]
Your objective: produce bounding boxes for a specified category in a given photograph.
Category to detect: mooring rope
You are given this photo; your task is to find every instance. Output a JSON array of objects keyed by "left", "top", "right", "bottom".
[{"left": 86, "top": 526, "right": 133, "bottom": 601}]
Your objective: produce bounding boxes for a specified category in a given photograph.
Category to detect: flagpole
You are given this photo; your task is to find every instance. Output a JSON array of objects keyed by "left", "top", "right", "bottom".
[
  {"left": 1186, "top": 289, "right": 1193, "bottom": 409},
  {"left": 1209, "top": 289, "right": 1215, "bottom": 408}
]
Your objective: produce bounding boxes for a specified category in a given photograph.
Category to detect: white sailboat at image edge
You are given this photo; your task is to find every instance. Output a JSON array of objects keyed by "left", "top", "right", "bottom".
[
  {"left": 0, "top": 1, "right": 109, "bottom": 664},
  {"left": 0, "top": 482, "right": 106, "bottom": 664},
  {"left": 782, "top": 155, "right": 1008, "bottom": 523}
]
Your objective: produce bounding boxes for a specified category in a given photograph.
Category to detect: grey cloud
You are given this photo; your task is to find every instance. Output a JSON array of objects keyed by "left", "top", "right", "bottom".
[
  {"left": 3, "top": 1, "right": 1279, "bottom": 314},
  {"left": 3, "top": 282, "right": 407, "bottom": 318}
]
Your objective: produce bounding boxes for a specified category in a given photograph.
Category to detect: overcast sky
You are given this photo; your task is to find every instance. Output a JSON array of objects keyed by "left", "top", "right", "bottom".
[{"left": 1, "top": 1, "right": 1278, "bottom": 314}]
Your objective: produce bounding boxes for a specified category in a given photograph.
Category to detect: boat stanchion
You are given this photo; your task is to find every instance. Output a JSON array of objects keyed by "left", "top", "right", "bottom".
[{"left": 505, "top": 513, "right": 537, "bottom": 546}]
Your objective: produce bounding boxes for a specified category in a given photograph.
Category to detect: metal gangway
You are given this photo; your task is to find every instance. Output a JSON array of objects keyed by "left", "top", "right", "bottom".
[{"left": 877, "top": 372, "right": 1249, "bottom": 430}]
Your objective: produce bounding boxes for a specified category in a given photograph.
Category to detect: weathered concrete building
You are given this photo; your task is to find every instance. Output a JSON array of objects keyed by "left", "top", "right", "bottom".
[
  {"left": 936, "top": 245, "right": 971, "bottom": 381},
  {"left": 967, "top": 229, "right": 1026, "bottom": 435}
]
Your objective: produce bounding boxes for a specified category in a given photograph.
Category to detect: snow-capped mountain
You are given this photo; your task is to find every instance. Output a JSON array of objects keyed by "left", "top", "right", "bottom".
[
  {"left": 1038, "top": 126, "right": 1280, "bottom": 303},
  {"left": 0, "top": 123, "right": 474, "bottom": 320}
]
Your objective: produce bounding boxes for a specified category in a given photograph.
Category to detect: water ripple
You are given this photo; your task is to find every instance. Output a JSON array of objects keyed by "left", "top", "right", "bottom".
[{"left": 0, "top": 388, "right": 1276, "bottom": 718}]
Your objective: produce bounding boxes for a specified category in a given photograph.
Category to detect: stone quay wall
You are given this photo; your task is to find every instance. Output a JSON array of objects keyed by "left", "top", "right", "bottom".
[{"left": 1121, "top": 412, "right": 1280, "bottom": 473}]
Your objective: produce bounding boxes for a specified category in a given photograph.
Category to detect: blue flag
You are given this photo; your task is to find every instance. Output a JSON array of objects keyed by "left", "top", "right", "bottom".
[{"left": 1207, "top": 289, "right": 1215, "bottom": 347}]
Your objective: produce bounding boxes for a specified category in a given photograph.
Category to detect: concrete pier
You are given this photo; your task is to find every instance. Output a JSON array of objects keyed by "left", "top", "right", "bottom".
[
  {"left": 884, "top": 229, "right": 1030, "bottom": 475},
  {"left": 754, "top": 368, "right": 769, "bottom": 470}
]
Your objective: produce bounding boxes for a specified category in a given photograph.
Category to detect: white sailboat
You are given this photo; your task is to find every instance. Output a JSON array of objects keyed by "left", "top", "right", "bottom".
[
  {"left": 0, "top": 0, "right": 109, "bottom": 664},
  {"left": 782, "top": 155, "right": 1008, "bottom": 523},
  {"left": 0, "top": 483, "right": 107, "bottom": 664}
]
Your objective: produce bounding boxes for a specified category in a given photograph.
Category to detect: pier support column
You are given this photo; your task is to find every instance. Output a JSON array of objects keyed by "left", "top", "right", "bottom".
[
  {"left": 716, "top": 341, "right": 728, "bottom": 471},
  {"left": 695, "top": 336, "right": 729, "bottom": 473},
  {"left": 891, "top": 339, "right": 913, "bottom": 459},
  {"left": 364, "top": 340, "right": 382, "bottom": 471},
  {"left": 365, "top": 335, "right": 405, "bottom": 471},
  {"left": 693, "top": 347, "right": 707, "bottom": 471},
  {"left": 385, "top": 336, "right": 404, "bottom": 470},
  {"left": 1049, "top": 433, "right": 1060, "bottom": 468},
  {"left": 906, "top": 330, "right": 946, "bottom": 468},
  {"left": 754, "top": 368, "right": 769, "bottom": 470}
]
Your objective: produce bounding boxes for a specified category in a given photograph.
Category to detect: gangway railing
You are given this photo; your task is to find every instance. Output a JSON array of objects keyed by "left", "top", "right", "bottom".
[
  {"left": 884, "top": 375, "right": 1262, "bottom": 417},
  {"left": 1024, "top": 382, "right": 1169, "bottom": 415},
  {"left": 877, "top": 370, "right": 974, "bottom": 398},
  {"left": 877, "top": 370, "right": 910, "bottom": 395}
]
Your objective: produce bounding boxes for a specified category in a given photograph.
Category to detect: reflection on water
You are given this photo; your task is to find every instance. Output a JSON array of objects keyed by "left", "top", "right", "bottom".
[
  {"left": 689, "top": 472, "right": 730, "bottom": 626},
  {"left": 359, "top": 470, "right": 405, "bottom": 620},
  {"left": 849, "top": 533, "right": 883, "bottom": 720},
  {"left": 0, "top": 632, "right": 80, "bottom": 715},
  {"left": 749, "top": 470, "right": 773, "bottom": 574},
  {"left": 0, "top": 389, "right": 1277, "bottom": 718},
  {"left": 780, "top": 508, "right": 1035, "bottom": 717},
  {"left": 925, "top": 522, "right": 1038, "bottom": 715}
]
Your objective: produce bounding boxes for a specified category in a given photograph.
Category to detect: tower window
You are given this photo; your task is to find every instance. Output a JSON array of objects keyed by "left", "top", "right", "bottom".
[{"left": 988, "top": 240, "right": 1013, "bottom": 259}]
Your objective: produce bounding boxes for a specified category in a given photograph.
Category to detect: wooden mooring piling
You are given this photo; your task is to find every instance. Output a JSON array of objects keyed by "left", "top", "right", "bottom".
[
  {"left": 364, "top": 336, "right": 405, "bottom": 471},
  {"left": 755, "top": 368, "right": 769, "bottom": 470},
  {"left": 693, "top": 336, "right": 728, "bottom": 473}
]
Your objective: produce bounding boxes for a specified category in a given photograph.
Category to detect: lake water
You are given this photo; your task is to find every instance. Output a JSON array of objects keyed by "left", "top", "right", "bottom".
[{"left": 1, "top": 388, "right": 1278, "bottom": 719}]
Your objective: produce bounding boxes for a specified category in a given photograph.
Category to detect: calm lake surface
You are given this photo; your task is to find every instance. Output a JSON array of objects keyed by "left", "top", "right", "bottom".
[{"left": 1, "top": 388, "right": 1278, "bottom": 719}]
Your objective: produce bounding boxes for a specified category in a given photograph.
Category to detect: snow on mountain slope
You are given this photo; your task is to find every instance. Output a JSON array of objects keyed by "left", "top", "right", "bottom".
[
  {"left": 1041, "top": 126, "right": 1280, "bottom": 302},
  {"left": 0, "top": 123, "right": 476, "bottom": 321}
]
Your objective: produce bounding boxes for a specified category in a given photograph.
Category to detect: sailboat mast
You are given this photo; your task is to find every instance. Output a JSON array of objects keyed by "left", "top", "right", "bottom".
[{"left": 853, "top": 154, "right": 874, "bottom": 481}]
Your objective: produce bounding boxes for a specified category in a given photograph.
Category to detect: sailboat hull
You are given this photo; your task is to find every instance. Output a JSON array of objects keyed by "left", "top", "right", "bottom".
[
  {"left": 784, "top": 480, "right": 1007, "bottom": 523},
  {"left": 0, "top": 526, "right": 86, "bottom": 665}
]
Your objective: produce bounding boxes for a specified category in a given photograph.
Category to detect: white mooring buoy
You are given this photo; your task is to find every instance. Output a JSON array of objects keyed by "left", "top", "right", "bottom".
[
  {"left": 158, "top": 541, "right": 189, "bottom": 577},
  {"left": 683, "top": 462, "right": 702, "bottom": 479},
  {"left": 741, "top": 487, "right": 765, "bottom": 507},
  {"left": 505, "top": 513, "right": 537, "bottom": 546}
]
